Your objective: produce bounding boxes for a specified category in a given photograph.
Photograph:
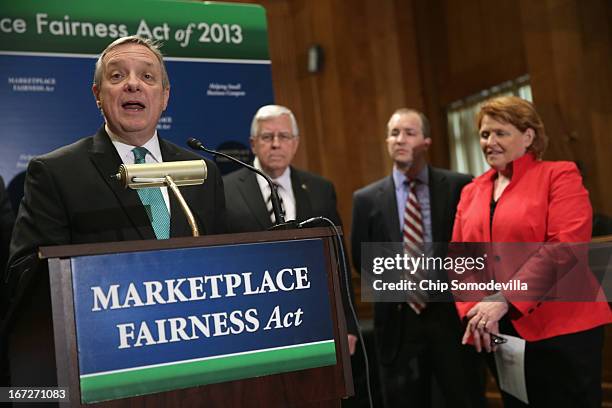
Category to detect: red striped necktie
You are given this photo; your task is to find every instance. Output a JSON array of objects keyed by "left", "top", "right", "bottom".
[
  {"left": 403, "top": 179, "right": 427, "bottom": 311},
  {"left": 403, "top": 179, "right": 423, "bottom": 254}
]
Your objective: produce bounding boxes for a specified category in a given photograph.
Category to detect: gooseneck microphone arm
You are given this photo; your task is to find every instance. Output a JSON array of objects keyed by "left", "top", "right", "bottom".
[{"left": 187, "top": 137, "right": 288, "bottom": 227}]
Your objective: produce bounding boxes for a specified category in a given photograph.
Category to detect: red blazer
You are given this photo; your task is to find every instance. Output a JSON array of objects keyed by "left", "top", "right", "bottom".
[{"left": 452, "top": 153, "right": 611, "bottom": 341}]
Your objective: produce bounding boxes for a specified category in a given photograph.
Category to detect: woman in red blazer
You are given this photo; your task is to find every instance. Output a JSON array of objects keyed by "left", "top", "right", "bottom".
[{"left": 452, "top": 96, "right": 611, "bottom": 407}]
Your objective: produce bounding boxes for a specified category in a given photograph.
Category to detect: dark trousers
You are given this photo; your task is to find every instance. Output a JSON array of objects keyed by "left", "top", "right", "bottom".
[
  {"left": 488, "top": 319, "right": 605, "bottom": 408},
  {"left": 375, "top": 302, "right": 486, "bottom": 408}
]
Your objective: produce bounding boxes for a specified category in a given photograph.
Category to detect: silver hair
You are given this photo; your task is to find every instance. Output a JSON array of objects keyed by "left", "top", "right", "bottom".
[
  {"left": 250, "top": 105, "right": 299, "bottom": 138},
  {"left": 93, "top": 35, "right": 170, "bottom": 90}
]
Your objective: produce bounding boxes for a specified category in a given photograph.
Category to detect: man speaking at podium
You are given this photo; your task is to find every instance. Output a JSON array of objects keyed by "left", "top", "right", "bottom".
[{"left": 4, "top": 36, "right": 225, "bottom": 386}]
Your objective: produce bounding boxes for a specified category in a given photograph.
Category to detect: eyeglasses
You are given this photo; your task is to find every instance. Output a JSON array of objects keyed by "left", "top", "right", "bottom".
[{"left": 258, "top": 132, "right": 296, "bottom": 143}]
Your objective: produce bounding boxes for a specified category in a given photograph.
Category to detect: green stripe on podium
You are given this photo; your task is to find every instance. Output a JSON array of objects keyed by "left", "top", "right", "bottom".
[{"left": 80, "top": 340, "right": 336, "bottom": 403}]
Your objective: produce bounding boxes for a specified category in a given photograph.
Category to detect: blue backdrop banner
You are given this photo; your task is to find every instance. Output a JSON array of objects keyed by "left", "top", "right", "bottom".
[{"left": 0, "top": 0, "right": 274, "bottom": 203}]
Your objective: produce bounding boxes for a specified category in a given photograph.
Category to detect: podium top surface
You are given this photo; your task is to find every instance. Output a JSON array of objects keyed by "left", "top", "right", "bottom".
[{"left": 38, "top": 226, "right": 341, "bottom": 259}]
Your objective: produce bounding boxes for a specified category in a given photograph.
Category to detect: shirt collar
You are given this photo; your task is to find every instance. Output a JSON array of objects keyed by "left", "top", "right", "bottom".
[
  {"left": 509, "top": 152, "right": 537, "bottom": 181},
  {"left": 475, "top": 152, "right": 537, "bottom": 185},
  {"left": 253, "top": 156, "right": 292, "bottom": 192},
  {"left": 106, "top": 124, "right": 163, "bottom": 164},
  {"left": 392, "top": 164, "right": 429, "bottom": 190}
]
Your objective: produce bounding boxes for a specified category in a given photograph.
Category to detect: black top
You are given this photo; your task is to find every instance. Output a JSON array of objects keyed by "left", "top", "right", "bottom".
[{"left": 490, "top": 198, "right": 498, "bottom": 235}]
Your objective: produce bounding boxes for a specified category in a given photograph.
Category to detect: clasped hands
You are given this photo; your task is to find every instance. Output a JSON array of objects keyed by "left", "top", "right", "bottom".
[{"left": 462, "top": 293, "right": 509, "bottom": 353}]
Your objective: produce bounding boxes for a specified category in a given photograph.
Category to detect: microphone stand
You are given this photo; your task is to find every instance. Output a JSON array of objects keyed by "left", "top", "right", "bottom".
[{"left": 187, "top": 138, "right": 299, "bottom": 230}]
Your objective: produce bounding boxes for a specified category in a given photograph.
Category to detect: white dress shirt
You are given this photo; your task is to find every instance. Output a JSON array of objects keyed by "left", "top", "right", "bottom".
[{"left": 253, "top": 157, "right": 296, "bottom": 221}]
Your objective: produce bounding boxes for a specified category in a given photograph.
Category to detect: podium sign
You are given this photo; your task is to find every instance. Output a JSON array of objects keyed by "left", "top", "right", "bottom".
[{"left": 69, "top": 238, "right": 336, "bottom": 403}]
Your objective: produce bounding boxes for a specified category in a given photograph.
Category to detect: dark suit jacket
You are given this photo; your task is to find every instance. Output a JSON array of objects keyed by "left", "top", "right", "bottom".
[
  {"left": 350, "top": 166, "right": 471, "bottom": 363},
  {"left": 6, "top": 128, "right": 225, "bottom": 304},
  {"left": 223, "top": 166, "right": 341, "bottom": 232},
  {"left": 223, "top": 166, "right": 358, "bottom": 335},
  {"left": 0, "top": 177, "right": 15, "bottom": 320},
  {"left": 0, "top": 177, "right": 14, "bottom": 273},
  {"left": 3, "top": 128, "right": 225, "bottom": 387}
]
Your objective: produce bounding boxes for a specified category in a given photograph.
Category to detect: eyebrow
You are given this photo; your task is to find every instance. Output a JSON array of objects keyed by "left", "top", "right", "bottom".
[
  {"left": 480, "top": 127, "right": 507, "bottom": 133},
  {"left": 106, "top": 59, "right": 156, "bottom": 69},
  {"left": 391, "top": 127, "right": 417, "bottom": 131}
]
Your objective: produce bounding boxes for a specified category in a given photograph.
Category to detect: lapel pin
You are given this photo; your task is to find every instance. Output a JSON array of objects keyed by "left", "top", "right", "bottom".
[{"left": 301, "top": 183, "right": 307, "bottom": 190}]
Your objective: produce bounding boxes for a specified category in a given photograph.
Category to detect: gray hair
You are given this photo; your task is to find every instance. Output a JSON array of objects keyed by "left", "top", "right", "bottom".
[
  {"left": 93, "top": 35, "right": 170, "bottom": 90},
  {"left": 387, "top": 108, "right": 431, "bottom": 139},
  {"left": 250, "top": 105, "right": 299, "bottom": 138}
]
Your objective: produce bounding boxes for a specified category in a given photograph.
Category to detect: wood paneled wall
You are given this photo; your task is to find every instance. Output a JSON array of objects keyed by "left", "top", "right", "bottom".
[
  {"left": 520, "top": 0, "right": 612, "bottom": 215},
  {"left": 218, "top": 0, "right": 612, "bottom": 314},
  {"left": 225, "top": 0, "right": 427, "bottom": 224}
]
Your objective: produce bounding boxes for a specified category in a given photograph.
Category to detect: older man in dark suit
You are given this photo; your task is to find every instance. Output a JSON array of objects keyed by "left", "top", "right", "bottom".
[
  {"left": 5, "top": 36, "right": 225, "bottom": 387},
  {"left": 223, "top": 104, "right": 358, "bottom": 353},
  {"left": 351, "top": 108, "right": 485, "bottom": 407},
  {"left": 223, "top": 105, "right": 340, "bottom": 232}
]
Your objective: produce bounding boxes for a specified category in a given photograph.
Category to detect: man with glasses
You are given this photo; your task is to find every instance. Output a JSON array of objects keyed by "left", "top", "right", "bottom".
[
  {"left": 351, "top": 108, "right": 484, "bottom": 407},
  {"left": 224, "top": 104, "right": 343, "bottom": 233},
  {"left": 223, "top": 104, "right": 359, "bottom": 355}
]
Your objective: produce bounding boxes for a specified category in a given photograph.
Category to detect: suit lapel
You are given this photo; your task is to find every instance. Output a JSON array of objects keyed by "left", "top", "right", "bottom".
[
  {"left": 291, "top": 168, "right": 313, "bottom": 221},
  {"left": 238, "top": 170, "right": 271, "bottom": 229},
  {"left": 428, "top": 166, "right": 449, "bottom": 242},
  {"left": 88, "top": 128, "right": 155, "bottom": 240},
  {"left": 380, "top": 176, "right": 401, "bottom": 242}
]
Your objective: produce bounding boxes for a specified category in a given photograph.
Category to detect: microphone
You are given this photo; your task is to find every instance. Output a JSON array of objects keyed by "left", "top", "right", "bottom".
[
  {"left": 187, "top": 137, "right": 297, "bottom": 230},
  {"left": 115, "top": 160, "right": 207, "bottom": 189}
]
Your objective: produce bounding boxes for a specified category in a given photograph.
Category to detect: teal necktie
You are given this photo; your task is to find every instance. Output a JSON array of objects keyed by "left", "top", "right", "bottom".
[{"left": 132, "top": 147, "right": 170, "bottom": 239}]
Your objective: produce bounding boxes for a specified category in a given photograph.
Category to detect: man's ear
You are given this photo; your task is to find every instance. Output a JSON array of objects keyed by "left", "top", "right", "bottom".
[
  {"left": 162, "top": 86, "right": 170, "bottom": 111},
  {"left": 92, "top": 84, "right": 101, "bottom": 108},
  {"left": 293, "top": 135, "right": 300, "bottom": 151}
]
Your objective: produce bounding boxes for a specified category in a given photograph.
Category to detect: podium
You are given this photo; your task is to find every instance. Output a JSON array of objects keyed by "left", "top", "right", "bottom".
[{"left": 9, "top": 227, "right": 353, "bottom": 407}]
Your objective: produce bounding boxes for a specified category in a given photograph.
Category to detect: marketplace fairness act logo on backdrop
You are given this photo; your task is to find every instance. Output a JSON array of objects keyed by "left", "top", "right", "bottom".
[{"left": 7, "top": 76, "right": 56, "bottom": 93}]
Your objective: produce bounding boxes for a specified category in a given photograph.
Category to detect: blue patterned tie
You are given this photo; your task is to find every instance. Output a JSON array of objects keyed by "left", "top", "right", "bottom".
[{"left": 132, "top": 147, "right": 170, "bottom": 239}]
